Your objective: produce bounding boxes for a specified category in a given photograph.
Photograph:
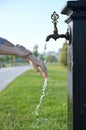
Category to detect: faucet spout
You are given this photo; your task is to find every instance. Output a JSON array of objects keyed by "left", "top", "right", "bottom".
[
  {"left": 46, "top": 31, "right": 70, "bottom": 42},
  {"left": 46, "top": 34, "right": 60, "bottom": 41}
]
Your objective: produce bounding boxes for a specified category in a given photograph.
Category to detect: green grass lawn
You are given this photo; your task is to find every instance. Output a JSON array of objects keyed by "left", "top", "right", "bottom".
[{"left": 0, "top": 64, "right": 67, "bottom": 130}]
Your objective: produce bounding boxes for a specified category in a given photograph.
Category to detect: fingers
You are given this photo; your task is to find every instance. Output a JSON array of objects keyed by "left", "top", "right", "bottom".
[
  {"left": 31, "top": 62, "right": 47, "bottom": 78},
  {"left": 27, "top": 55, "right": 48, "bottom": 79},
  {"left": 36, "top": 66, "right": 47, "bottom": 79},
  {"left": 43, "top": 72, "right": 47, "bottom": 79},
  {"left": 42, "top": 67, "right": 48, "bottom": 79},
  {"left": 41, "top": 62, "right": 48, "bottom": 78},
  {"left": 36, "top": 64, "right": 48, "bottom": 79},
  {"left": 33, "top": 64, "right": 42, "bottom": 75},
  {"left": 29, "top": 60, "right": 42, "bottom": 74}
]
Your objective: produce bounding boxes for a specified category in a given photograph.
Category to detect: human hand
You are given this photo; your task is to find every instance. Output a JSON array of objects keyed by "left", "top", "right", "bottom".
[
  {"left": 14, "top": 45, "right": 32, "bottom": 57},
  {"left": 25, "top": 55, "right": 48, "bottom": 79},
  {"left": 14, "top": 45, "right": 48, "bottom": 78}
]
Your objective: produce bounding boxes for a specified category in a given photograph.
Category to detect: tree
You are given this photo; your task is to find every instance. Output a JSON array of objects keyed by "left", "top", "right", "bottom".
[
  {"left": 59, "top": 41, "right": 67, "bottom": 66},
  {"left": 4, "top": 55, "right": 16, "bottom": 66},
  {"left": 0, "top": 55, "right": 5, "bottom": 67},
  {"left": 33, "top": 44, "right": 39, "bottom": 57},
  {"left": 46, "top": 55, "right": 57, "bottom": 63}
]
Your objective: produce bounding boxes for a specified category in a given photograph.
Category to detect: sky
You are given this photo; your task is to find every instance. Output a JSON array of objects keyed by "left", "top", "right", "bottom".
[{"left": 0, "top": 0, "right": 70, "bottom": 53}]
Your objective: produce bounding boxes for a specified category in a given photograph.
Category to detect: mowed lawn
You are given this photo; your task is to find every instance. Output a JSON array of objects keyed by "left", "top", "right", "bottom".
[{"left": 0, "top": 64, "right": 67, "bottom": 130}]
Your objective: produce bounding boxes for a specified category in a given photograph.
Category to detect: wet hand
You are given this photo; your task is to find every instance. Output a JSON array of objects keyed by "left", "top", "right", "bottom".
[{"left": 26, "top": 55, "right": 48, "bottom": 79}]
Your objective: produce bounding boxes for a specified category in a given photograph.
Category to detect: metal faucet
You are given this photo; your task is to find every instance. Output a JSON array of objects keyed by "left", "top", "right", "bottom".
[{"left": 46, "top": 11, "right": 70, "bottom": 42}]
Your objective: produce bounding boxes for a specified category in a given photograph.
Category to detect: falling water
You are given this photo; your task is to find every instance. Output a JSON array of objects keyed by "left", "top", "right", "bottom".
[
  {"left": 43, "top": 43, "right": 47, "bottom": 64},
  {"left": 35, "top": 43, "right": 48, "bottom": 115},
  {"left": 35, "top": 78, "right": 48, "bottom": 115}
]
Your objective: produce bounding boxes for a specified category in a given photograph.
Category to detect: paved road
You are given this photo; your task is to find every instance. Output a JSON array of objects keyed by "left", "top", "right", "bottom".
[{"left": 0, "top": 65, "right": 31, "bottom": 91}]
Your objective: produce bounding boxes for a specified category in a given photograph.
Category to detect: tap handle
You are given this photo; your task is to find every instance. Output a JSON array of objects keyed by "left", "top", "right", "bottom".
[
  {"left": 51, "top": 11, "right": 59, "bottom": 34},
  {"left": 51, "top": 11, "right": 59, "bottom": 24}
]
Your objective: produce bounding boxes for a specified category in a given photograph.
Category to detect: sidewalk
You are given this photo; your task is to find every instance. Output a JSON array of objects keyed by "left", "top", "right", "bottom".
[{"left": 0, "top": 65, "right": 31, "bottom": 91}]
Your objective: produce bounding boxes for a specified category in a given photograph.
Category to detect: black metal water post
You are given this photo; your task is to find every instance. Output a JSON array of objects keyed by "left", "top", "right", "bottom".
[{"left": 61, "top": 0, "right": 86, "bottom": 130}]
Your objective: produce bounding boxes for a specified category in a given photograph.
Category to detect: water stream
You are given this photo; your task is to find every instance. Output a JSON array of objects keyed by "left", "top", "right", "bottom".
[
  {"left": 35, "top": 78, "right": 48, "bottom": 115},
  {"left": 34, "top": 43, "right": 48, "bottom": 116}
]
